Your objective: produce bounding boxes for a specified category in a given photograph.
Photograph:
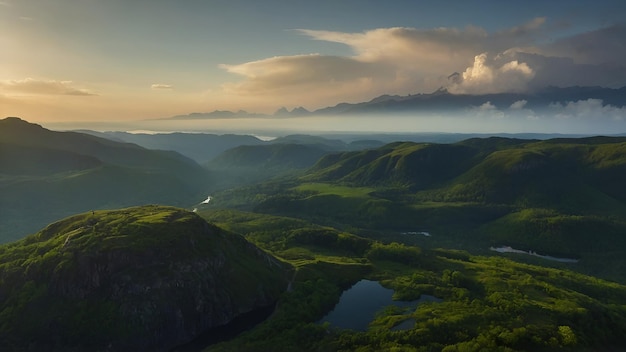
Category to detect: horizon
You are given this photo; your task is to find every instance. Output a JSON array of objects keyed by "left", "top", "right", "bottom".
[
  {"left": 1, "top": 0, "right": 626, "bottom": 134},
  {"left": 7, "top": 114, "right": 626, "bottom": 138}
]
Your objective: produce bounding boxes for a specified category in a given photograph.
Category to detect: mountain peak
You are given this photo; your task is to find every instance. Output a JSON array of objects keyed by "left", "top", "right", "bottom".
[
  {"left": 433, "top": 86, "right": 449, "bottom": 95},
  {"left": 1, "top": 116, "right": 42, "bottom": 128},
  {"left": 291, "top": 106, "right": 310, "bottom": 115},
  {"left": 274, "top": 107, "right": 289, "bottom": 116}
]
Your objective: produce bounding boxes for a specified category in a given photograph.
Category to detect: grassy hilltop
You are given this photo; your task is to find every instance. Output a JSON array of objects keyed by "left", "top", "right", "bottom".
[{"left": 0, "top": 205, "right": 290, "bottom": 352}]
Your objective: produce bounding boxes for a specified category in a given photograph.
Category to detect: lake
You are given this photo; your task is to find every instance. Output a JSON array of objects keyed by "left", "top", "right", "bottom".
[{"left": 318, "top": 279, "right": 441, "bottom": 331}]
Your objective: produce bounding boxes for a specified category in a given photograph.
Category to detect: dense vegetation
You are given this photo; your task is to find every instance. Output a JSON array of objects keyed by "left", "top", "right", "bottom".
[
  {"left": 198, "top": 209, "right": 626, "bottom": 351},
  {"left": 209, "top": 136, "right": 626, "bottom": 283},
  {"left": 0, "top": 117, "right": 212, "bottom": 242},
  {"left": 3, "top": 118, "right": 626, "bottom": 350},
  {"left": 0, "top": 205, "right": 290, "bottom": 351}
]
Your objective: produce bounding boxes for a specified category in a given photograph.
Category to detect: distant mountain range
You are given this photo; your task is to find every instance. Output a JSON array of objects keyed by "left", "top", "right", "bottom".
[{"left": 164, "top": 85, "right": 626, "bottom": 119}]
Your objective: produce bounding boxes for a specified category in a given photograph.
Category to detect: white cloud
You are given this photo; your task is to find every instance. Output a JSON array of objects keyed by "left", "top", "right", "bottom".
[
  {"left": 549, "top": 99, "right": 626, "bottom": 121},
  {"left": 467, "top": 101, "right": 505, "bottom": 119},
  {"left": 0, "top": 78, "right": 96, "bottom": 96},
  {"left": 510, "top": 100, "right": 528, "bottom": 110},
  {"left": 217, "top": 18, "right": 625, "bottom": 110},
  {"left": 478, "top": 101, "right": 497, "bottom": 111},
  {"left": 464, "top": 99, "right": 626, "bottom": 132},
  {"left": 218, "top": 54, "right": 395, "bottom": 107},
  {"left": 218, "top": 19, "right": 551, "bottom": 107},
  {"left": 448, "top": 52, "right": 535, "bottom": 94},
  {"left": 151, "top": 83, "right": 173, "bottom": 90}
]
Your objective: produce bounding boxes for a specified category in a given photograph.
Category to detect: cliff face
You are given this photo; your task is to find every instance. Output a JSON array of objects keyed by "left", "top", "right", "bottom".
[{"left": 0, "top": 205, "right": 291, "bottom": 352}]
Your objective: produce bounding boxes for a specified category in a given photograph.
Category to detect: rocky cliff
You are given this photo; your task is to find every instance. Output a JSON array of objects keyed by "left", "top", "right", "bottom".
[{"left": 0, "top": 205, "right": 291, "bottom": 351}]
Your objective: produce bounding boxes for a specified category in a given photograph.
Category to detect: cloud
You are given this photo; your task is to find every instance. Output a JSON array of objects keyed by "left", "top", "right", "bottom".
[
  {"left": 0, "top": 78, "right": 96, "bottom": 96},
  {"left": 468, "top": 101, "right": 505, "bottom": 119},
  {"left": 510, "top": 100, "right": 528, "bottom": 110},
  {"left": 219, "top": 19, "right": 549, "bottom": 104},
  {"left": 468, "top": 99, "right": 626, "bottom": 126},
  {"left": 449, "top": 53, "right": 535, "bottom": 94},
  {"left": 220, "top": 54, "right": 389, "bottom": 92},
  {"left": 219, "top": 54, "right": 395, "bottom": 107},
  {"left": 151, "top": 83, "right": 174, "bottom": 90},
  {"left": 542, "top": 24, "right": 626, "bottom": 66},
  {"left": 506, "top": 51, "right": 626, "bottom": 89},
  {"left": 549, "top": 99, "right": 626, "bottom": 121},
  {"left": 218, "top": 18, "right": 625, "bottom": 110}
]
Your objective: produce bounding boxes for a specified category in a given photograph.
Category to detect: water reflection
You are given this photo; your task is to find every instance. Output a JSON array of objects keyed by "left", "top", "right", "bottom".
[
  {"left": 318, "top": 280, "right": 441, "bottom": 331},
  {"left": 391, "top": 318, "right": 416, "bottom": 331}
]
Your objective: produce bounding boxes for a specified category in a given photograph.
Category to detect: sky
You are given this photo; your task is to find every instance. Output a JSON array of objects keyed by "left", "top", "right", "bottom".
[{"left": 1, "top": 0, "right": 626, "bottom": 133}]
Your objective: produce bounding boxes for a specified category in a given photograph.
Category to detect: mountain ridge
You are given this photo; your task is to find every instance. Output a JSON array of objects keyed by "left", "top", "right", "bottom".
[
  {"left": 0, "top": 118, "right": 212, "bottom": 242},
  {"left": 159, "top": 85, "right": 626, "bottom": 120}
]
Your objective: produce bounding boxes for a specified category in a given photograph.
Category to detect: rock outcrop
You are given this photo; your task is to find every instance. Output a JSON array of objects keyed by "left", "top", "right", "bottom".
[{"left": 0, "top": 205, "right": 291, "bottom": 351}]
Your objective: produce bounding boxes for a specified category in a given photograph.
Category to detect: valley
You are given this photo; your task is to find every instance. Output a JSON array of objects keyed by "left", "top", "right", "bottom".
[
  {"left": 5, "top": 2, "right": 626, "bottom": 350},
  {"left": 1, "top": 117, "right": 626, "bottom": 351}
]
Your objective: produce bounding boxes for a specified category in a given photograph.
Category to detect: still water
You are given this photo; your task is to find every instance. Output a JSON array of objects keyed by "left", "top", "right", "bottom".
[{"left": 318, "top": 280, "right": 441, "bottom": 331}]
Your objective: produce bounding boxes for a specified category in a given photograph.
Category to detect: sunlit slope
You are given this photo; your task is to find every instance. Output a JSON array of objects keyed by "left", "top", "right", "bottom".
[
  {"left": 0, "top": 205, "right": 289, "bottom": 352},
  {"left": 0, "top": 117, "right": 208, "bottom": 181},
  {"left": 305, "top": 138, "right": 533, "bottom": 188},
  {"left": 0, "top": 118, "right": 212, "bottom": 242},
  {"left": 303, "top": 136, "right": 626, "bottom": 214},
  {"left": 212, "top": 136, "right": 626, "bottom": 281},
  {"left": 426, "top": 138, "right": 626, "bottom": 209}
]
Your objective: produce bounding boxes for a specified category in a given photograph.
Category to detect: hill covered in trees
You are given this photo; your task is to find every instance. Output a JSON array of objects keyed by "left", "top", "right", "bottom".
[
  {"left": 0, "top": 118, "right": 212, "bottom": 242},
  {"left": 211, "top": 136, "right": 626, "bottom": 283},
  {"left": 0, "top": 205, "right": 290, "bottom": 351}
]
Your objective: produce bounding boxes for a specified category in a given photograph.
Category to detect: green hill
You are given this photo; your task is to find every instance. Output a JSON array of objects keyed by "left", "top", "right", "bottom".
[
  {"left": 0, "top": 205, "right": 290, "bottom": 352},
  {"left": 205, "top": 143, "right": 330, "bottom": 188},
  {"left": 210, "top": 136, "right": 626, "bottom": 282},
  {"left": 208, "top": 143, "right": 328, "bottom": 170},
  {"left": 301, "top": 136, "right": 626, "bottom": 214},
  {"left": 0, "top": 118, "right": 213, "bottom": 242},
  {"left": 305, "top": 142, "right": 479, "bottom": 189},
  {"left": 0, "top": 143, "right": 102, "bottom": 175},
  {"left": 79, "top": 130, "right": 265, "bottom": 164},
  {"left": 0, "top": 117, "right": 207, "bottom": 181}
]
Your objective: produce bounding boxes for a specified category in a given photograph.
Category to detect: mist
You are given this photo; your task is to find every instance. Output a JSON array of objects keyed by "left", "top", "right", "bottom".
[{"left": 43, "top": 109, "right": 626, "bottom": 137}]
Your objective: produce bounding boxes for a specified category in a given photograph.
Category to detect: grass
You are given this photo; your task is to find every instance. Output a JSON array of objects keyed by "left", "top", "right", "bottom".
[
  {"left": 0, "top": 205, "right": 292, "bottom": 351},
  {"left": 293, "top": 182, "right": 375, "bottom": 198}
]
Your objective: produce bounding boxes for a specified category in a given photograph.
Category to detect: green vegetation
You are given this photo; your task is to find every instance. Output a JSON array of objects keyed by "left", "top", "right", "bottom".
[
  {"left": 0, "top": 117, "right": 211, "bottom": 242},
  {"left": 0, "top": 205, "right": 290, "bottom": 351},
  {"left": 196, "top": 209, "right": 626, "bottom": 351},
  {"left": 208, "top": 136, "right": 626, "bottom": 282},
  {"left": 194, "top": 135, "right": 626, "bottom": 350},
  {"left": 4, "top": 124, "right": 626, "bottom": 351}
]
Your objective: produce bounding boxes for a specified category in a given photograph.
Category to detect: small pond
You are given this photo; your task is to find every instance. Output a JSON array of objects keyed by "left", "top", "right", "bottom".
[
  {"left": 490, "top": 246, "right": 579, "bottom": 263},
  {"left": 318, "top": 280, "right": 441, "bottom": 331}
]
